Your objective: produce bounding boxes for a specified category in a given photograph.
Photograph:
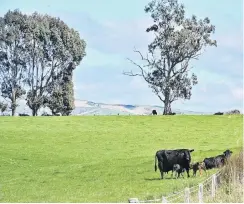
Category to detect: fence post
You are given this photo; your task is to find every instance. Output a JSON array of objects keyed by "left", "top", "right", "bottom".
[
  {"left": 128, "top": 198, "right": 139, "bottom": 203},
  {"left": 184, "top": 187, "right": 190, "bottom": 203},
  {"left": 233, "top": 167, "right": 237, "bottom": 187},
  {"left": 198, "top": 183, "right": 203, "bottom": 203},
  {"left": 211, "top": 174, "right": 216, "bottom": 198},
  {"left": 162, "top": 196, "right": 167, "bottom": 203}
]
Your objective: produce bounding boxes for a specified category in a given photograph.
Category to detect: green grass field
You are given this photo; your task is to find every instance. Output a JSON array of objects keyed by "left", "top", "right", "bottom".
[{"left": 0, "top": 115, "right": 242, "bottom": 202}]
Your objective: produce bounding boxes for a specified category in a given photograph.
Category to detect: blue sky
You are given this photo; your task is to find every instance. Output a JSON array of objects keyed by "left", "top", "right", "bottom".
[{"left": 0, "top": 0, "right": 243, "bottom": 113}]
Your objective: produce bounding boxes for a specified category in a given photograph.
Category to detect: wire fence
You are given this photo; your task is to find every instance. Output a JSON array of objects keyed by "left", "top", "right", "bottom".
[
  {"left": 163, "top": 172, "right": 220, "bottom": 203},
  {"left": 128, "top": 169, "right": 243, "bottom": 203}
]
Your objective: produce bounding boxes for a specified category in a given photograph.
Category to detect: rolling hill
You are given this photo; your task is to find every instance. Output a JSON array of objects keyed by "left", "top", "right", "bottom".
[{"left": 4, "top": 99, "right": 212, "bottom": 116}]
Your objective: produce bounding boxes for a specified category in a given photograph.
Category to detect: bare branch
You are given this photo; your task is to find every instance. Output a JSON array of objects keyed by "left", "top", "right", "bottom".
[
  {"left": 122, "top": 70, "right": 142, "bottom": 77},
  {"left": 152, "top": 86, "right": 165, "bottom": 102},
  {"left": 124, "top": 57, "right": 152, "bottom": 83},
  {"left": 133, "top": 48, "right": 152, "bottom": 66}
]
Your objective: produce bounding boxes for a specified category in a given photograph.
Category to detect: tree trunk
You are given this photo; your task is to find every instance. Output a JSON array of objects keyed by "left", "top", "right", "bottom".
[
  {"left": 32, "top": 109, "right": 35, "bottom": 116},
  {"left": 163, "top": 100, "right": 172, "bottom": 115},
  {"left": 163, "top": 89, "right": 172, "bottom": 115},
  {"left": 11, "top": 91, "right": 16, "bottom": 116},
  {"left": 32, "top": 107, "right": 38, "bottom": 116},
  {"left": 11, "top": 106, "right": 16, "bottom": 116}
]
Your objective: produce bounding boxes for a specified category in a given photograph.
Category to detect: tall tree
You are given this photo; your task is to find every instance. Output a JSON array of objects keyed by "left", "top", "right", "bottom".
[
  {"left": 123, "top": 0, "right": 217, "bottom": 114},
  {"left": 24, "top": 13, "right": 86, "bottom": 116},
  {"left": 0, "top": 10, "right": 28, "bottom": 116}
]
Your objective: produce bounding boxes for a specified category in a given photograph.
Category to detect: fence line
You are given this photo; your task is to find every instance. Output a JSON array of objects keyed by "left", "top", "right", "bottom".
[
  {"left": 128, "top": 169, "right": 225, "bottom": 203},
  {"left": 164, "top": 170, "right": 224, "bottom": 203},
  {"left": 129, "top": 169, "right": 243, "bottom": 203}
]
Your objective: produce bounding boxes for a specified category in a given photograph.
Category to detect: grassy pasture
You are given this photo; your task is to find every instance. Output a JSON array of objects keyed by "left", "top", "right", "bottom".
[{"left": 0, "top": 115, "right": 242, "bottom": 202}]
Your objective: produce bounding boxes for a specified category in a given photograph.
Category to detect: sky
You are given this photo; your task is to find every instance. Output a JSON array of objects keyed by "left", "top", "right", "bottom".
[{"left": 0, "top": 0, "right": 243, "bottom": 113}]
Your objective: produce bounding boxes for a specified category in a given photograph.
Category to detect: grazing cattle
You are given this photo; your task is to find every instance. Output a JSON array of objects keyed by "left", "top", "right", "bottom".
[
  {"left": 19, "top": 113, "right": 29, "bottom": 116},
  {"left": 214, "top": 112, "right": 224, "bottom": 115},
  {"left": 203, "top": 149, "right": 233, "bottom": 170},
  {"left": 172, "top": 164, "right": 185, "bottom": 179},
  {"left": 154, "top": 149, "right": 194, "bottom": 179},
  {"left": 203, "top": 157, "right": 216, "bottom": 170},
  {"left": 191, "top": 162, "right": 206, "bottom": 176},
  {"left": 152, "top": 110, "right": 157, "bottom": 115}
]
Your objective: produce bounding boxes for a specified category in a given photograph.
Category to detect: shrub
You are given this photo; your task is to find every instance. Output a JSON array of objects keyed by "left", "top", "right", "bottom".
[
  {"left": 206, "top": 150, "right": 243, "bottom": 203},
  {"left": 225, "top": 109, "right": 241, "bottom": 115}
]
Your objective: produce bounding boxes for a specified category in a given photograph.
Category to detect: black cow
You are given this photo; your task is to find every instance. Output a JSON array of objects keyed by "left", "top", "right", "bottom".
[
  {"left": 154, "top": 149, "right": 194, "bottom": 179},
  {"left": 19, "top": 113, "right": 29, "bottom": 116},
  {"left": 152, "top": 110, "right": 157, "bottom": 115},
  {"left": 203, "top": 149, "right": 233, "bottom": 170},
  {"left": 214, "top": 112, "right": 224, "bottom": 115}
]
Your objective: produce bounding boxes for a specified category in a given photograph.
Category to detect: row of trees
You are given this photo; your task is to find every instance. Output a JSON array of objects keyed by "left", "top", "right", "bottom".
[
  {"left": 124, "top": 0, "right": 217, "bottom": 114},
  {"left": 0, "top": 10, "right": 86, "bottom": 116},
  {"left": 1, "top": 0, "right": 217, "bottom": 116}
]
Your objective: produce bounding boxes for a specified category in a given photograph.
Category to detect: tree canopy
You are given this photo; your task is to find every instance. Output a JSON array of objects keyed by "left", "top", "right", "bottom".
[
  {"left": 124, "top": 0, "right": 217, "bottom": 114},
  {"left": 0, "top": 10, "right": 86, "bottom": 116}
]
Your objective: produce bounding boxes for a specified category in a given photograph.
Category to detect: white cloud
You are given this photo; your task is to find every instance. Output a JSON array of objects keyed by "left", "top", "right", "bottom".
[
  {"left": 231, "top": 88, "right": 243, "bottom": 100},
  {"left": 129, "top": 77, "right": 148, "bottom": 90},
  {"left": 77, "top": 83, "right": 103, "bottom": 91},
  {"left": 81, "top": 48, "right": 123, "bottom": 67},
  {"left": 199, "top": 85, "right": 207, "bottom": 93},
  {"left": 219, "top": 55, "right": 234, "bottom": 63},
  {"left": 105, "top": 99, "right": 124, "bottom": 104},
  {"left": 217, "top": 33, "right": 243, "bottom": 52},
  {"left": 69, "top": 14, "right": 154, "bottom": 55}
]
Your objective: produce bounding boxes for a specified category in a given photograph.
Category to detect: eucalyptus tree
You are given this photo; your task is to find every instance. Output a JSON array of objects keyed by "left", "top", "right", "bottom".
[
  {"left": 24, "top": 13, "right": 86, "bottom": 116},
  {"left": 123, "top": 0, "right": 217, "bottom": 114},
  {"left": 0, "top": 10, "right": 28, "bottom": 116}
]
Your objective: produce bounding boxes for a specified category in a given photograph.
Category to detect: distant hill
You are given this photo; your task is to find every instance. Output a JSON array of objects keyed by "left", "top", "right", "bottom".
[
  {"left": 2, "top": 99, "right": 211, "bottom": 116},
  {"left": 72, "top": 100, "right": 168, "bottom": 115}
]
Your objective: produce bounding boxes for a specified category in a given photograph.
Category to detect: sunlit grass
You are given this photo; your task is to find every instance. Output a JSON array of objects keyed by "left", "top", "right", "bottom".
[{"left": 0, "top": 115, "right": 242, "bottom": 202}]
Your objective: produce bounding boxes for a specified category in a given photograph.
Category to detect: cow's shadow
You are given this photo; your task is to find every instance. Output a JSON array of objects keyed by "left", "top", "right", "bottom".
[{"left": 144, "top": 177, "right": 174, "bottom": 181}]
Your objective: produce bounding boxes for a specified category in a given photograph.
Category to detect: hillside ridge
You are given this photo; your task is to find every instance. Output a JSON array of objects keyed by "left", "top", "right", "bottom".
[{"left": 2, "top": 99, "right": 214, "bottom": 115}]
